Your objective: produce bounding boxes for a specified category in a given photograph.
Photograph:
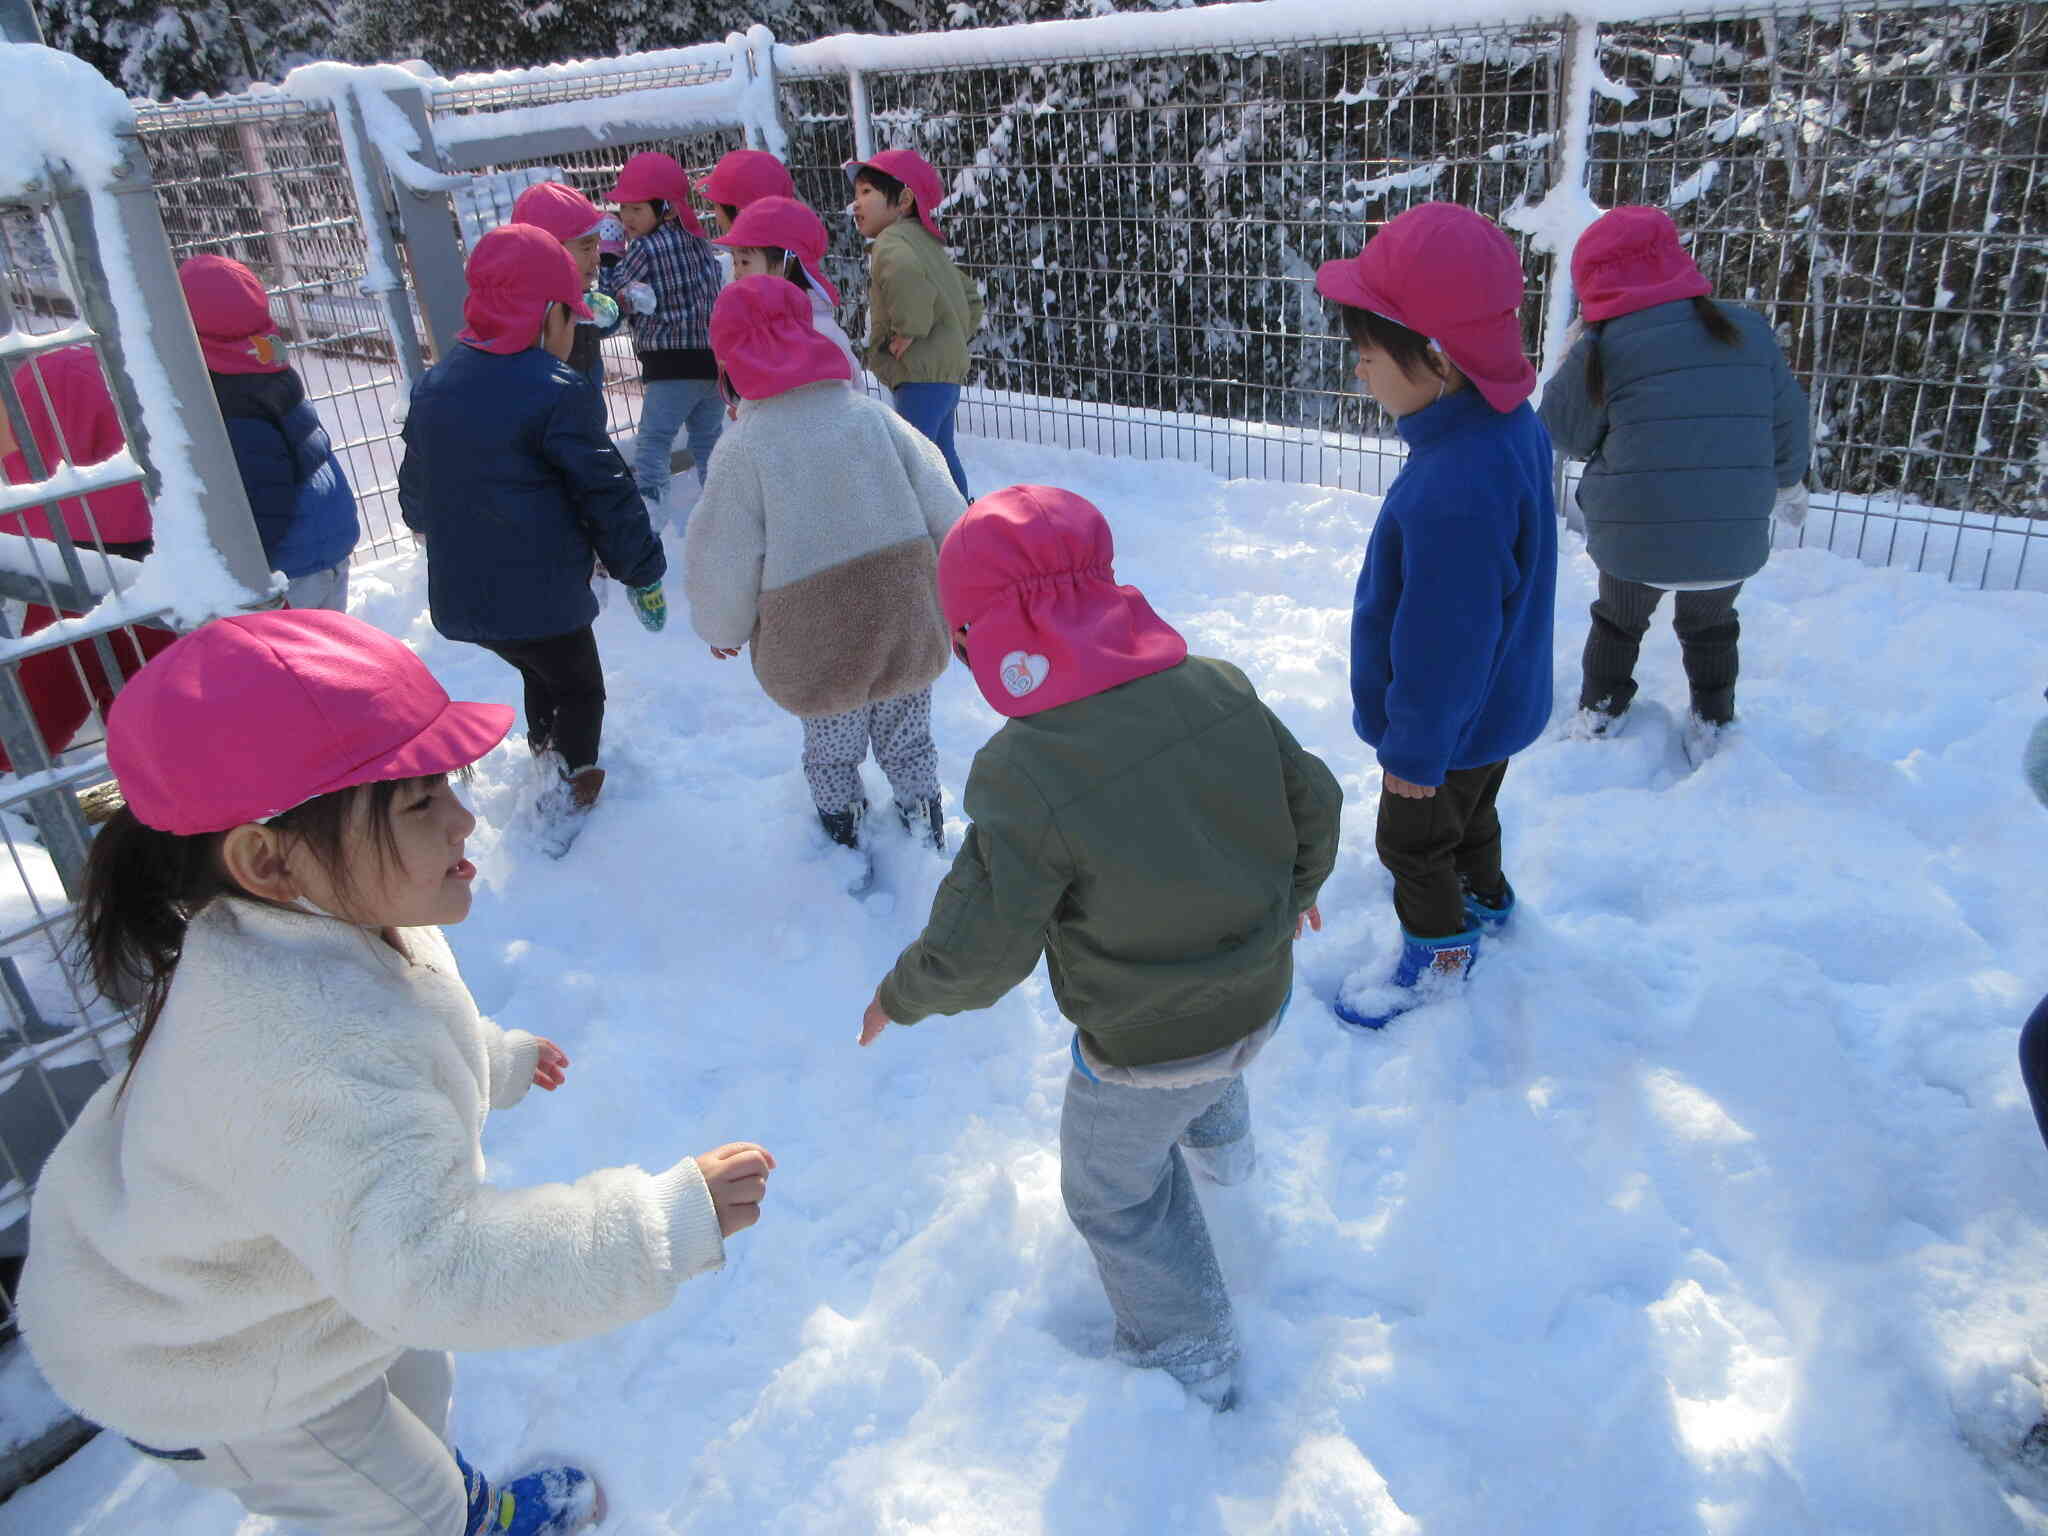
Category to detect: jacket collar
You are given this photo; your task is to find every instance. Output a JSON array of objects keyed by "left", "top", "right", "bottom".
[{"left": 1395, "top": 385, "right": 1511, "bottom": 453}]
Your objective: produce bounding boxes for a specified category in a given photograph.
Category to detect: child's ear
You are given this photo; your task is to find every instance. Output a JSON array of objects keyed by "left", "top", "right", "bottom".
[{"left": 221, "top": 824, "right": 299, "bottom": 904}]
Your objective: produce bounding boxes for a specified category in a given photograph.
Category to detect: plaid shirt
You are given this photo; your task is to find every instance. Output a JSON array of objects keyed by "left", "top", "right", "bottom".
[{"left": 603, "top": 221, "right": 720, "bottom": 354}]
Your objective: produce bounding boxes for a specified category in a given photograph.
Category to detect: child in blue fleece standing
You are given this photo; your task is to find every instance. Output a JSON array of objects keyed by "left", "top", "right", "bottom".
[{"left": 1314, "top": 202, "right": 1557, "bottom": 1031}]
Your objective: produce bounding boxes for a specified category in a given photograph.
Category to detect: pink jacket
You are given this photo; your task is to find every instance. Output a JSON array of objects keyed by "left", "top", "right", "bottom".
[{"left": 1, "top": 345, "right": 152, "bottom": 546}]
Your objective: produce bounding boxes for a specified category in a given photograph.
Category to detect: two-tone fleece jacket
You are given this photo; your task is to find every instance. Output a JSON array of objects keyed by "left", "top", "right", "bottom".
[
  {"left": 863, "top": 222, "right": 983, "bottom": 389},
  {"left": 1539, "top": 298, "right": 1811, "bottom": 586},
  {"left": 879, "top": 657, "right": 1344, "bottom": 1069},
  {"left": 1351, "top": 388, "right": 1557, "bottom": 787},
  {"left": 683, "top": 381, "right": 966, "bottom": 718},
  {"left": 20, "top": 898, "right": 724, "bottom": 1448}
]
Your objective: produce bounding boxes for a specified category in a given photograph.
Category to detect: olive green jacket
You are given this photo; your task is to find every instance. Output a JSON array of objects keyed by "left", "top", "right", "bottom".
[
  {"left": 864, "top": 222, "right": 983, "bottom": 388},
  {"left": 879, "top": 657, "right": 1345, "bottom": 1067}
]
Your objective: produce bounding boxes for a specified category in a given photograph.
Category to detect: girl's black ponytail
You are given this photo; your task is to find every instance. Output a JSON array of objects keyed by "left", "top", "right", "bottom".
[
  {"left": 1692, "top": 294, "right": 1740, "bottom": 347},
  {"left": 73, "top": 806, "right": 230, "bottom": 1095}
]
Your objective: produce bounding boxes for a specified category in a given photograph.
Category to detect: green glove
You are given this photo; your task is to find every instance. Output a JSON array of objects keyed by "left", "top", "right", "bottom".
[{"left": 628, "top": 582, "right": 667, "bottom": 633}]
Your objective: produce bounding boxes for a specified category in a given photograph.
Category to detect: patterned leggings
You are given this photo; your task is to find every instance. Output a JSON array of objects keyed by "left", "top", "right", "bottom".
[{"left": 799, "top": 688, "right": 938, "bottom": 815}]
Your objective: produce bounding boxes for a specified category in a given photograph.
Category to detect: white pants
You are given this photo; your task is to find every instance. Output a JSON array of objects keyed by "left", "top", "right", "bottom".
[{"left": 145, "top": 1349, "right": 468, "bottom": 1536}]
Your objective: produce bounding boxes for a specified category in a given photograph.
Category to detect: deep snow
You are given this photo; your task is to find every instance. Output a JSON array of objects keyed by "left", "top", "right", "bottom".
[{"left": 11, "top": 432, "right": 2048, "bottom": 1536}]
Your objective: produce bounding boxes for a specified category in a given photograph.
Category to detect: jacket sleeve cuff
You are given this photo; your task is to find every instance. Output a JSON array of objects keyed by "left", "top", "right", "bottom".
[
  {"left": 488, "top": 1029, "right": 542, "bottom": 1109},
  {"left": 875, "top": 975, "right": 928, "bottom": 1027},
  {"left": 649, "top": 1158, "right": 726, "bottom": 1279}
]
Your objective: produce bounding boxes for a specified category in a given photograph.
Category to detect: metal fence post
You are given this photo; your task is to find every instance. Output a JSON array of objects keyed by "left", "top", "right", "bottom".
[
  {"left": 380, "top": 83, "right": 470, "bottom": 365},
  {"left": 332, "top": 89, "right": 430, "bottom": 384},
  {"left": 1544, "top": 15, "right": 1597, "bottom": 533},
  {"left": 45, "top": 138, "right": 277, "bottom": 602},
  {"left": 848, "top": 69, "right": 876, "bottom": 161}
]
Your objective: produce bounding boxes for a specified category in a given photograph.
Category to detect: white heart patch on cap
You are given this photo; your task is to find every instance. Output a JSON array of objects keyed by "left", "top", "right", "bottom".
[{"left": 999, "top": 651, "right": 1051, "bottom": 698}]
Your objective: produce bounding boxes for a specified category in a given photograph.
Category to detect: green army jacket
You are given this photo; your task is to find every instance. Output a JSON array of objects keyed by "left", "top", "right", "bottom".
[{"left": 879, "top": 657, "right": 1344, "bottom": 1067}]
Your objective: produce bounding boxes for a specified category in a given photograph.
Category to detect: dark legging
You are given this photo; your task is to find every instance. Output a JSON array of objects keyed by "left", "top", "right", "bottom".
[
  {"left": 479, "top": 626, "right": 606, "bottom": 773},
  {"left": 2021, "top": 995, "right": 2048, "bottom": 1153}
]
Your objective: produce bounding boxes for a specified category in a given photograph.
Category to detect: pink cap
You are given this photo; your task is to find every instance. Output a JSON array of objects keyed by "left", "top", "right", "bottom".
[
  {"left": 108, "top": 609, "right": 512, "bottom": 835},
  {"left": 713, "top": 196, "right": 841, "bottom": 306},
  {"left": 511, "top": 180, "right": 607, "bottom": 245},
  {"left": 0, "top": 346, "right": 151, "bottom": 546},
  {"left": 938, "top": 485, "right": 1187, "bottom": 719},
  {"left": 457, "top": 223, "right": 594, "bottom": 357},
  {"left": 1315, "top": 203, "right": 1537, "bottom": 413},
  {"left": 710, "top": 275, "right": 852, "bottom": 401},
  {"left": 695, "top": 149, "right": 796, "bottom": 210},
  {"left": 844, "top": 149, "right": 947, "bottom": 242},
  {"left": 609, "top": 151, "right": 706, "bottom": 238},
  {"left": 178, "top": 254, "right": 287, "bottom": 376},
  {"left": 1571, "top": 205, "right": 1712, "bottom": 324}
]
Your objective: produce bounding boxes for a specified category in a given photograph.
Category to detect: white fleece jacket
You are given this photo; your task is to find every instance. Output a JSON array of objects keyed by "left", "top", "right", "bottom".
[{"left": 20, "top": 897, "right": 724, "bottom": 1446}]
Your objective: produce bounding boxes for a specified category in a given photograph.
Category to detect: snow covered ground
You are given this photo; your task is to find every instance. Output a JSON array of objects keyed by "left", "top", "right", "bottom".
[{"left": 13, "top": 431, "right": 2048, "bottom": 1535}]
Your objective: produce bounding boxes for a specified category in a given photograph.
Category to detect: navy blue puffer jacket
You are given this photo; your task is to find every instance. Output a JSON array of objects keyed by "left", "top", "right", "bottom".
[
  {"left": 398, "top": 344, "right": 664, "bottom": 645},
  {"left": 1540, "top": 299, "right": 1809, "bottom": 586},
  {"left": 211, "top": 368, "right": 360, "bottom": 580}
]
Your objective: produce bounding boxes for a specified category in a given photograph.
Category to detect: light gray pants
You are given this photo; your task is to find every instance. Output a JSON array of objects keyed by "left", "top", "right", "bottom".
[
  {"left": 147, "top": 1349, "right": 468, "bottom": 1536},
  {"left": 1060, "top": 1068, "right": 1249, "bottom": 1388},
  {"left": 799, "top": 686, "right": 939, "bottom": 815},
  {"left": 285, "top": 560, "right": 352, "bottom": 614}
]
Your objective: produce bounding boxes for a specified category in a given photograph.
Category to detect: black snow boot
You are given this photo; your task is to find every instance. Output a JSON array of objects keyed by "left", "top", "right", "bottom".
[
  {"left": 819, "top": 802, "right": 864, "bottom": 850},
  {"left": 896, "top": 795, "right": 945, "bottom": 853}
]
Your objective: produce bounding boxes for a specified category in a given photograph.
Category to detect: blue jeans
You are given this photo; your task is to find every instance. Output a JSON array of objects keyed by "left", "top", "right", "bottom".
[
  {"left": 634, "top": 377, "right": 724, "bottom": 533},
  {"left": 891, "top": 382, "right": 969, "bottom": 500},
  {"left": 1060, "top": 1067, "right": 1248, "bottom": 1389}
]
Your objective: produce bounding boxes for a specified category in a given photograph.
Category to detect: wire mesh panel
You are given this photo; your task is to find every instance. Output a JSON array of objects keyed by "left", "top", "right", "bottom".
[
  {"left": 133, "top": 100, "right": 418, "bottom": 561},
  {"left": 806, "top": 23, "right": 1567, "bottom": 489},
  {"left": 1586, "top": 2, "right": 2047, "bottom": 586},
  {"left": 0, "top": 198, "right": 174, "bottom": 1340},
  {"left": 445, "top": 130, "right": 748, "bottom": 444}
]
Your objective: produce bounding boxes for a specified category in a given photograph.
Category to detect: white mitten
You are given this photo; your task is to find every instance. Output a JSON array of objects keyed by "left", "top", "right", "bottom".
[
  {"left": 622, "top": 281, "right": 656, "bottom": 316},
  {"left": 1773, "top": 482, "right": 1809, "bottom": 530}
]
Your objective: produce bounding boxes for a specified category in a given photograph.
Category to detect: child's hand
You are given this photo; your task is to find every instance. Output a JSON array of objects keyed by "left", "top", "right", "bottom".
[
  {"left": 1383, "top": 772, "right": 1437, "bottom": 799},
  {"left": 1294, "top": 905, "right": 1322, "bottom": 940},
  {"left": 709, "top": 644, "right": 741, "bottom": 660},
  {"left": 888, "top": 333, "right": 913, "bottom": 361},
  {"left": 695, "top": 1142, "right": 775, "bottom": 1236},
  {"left": 531, "top": 1038, "right": 570, "bottom": 1091},
  {"left": 858, "top": 991, "right": 892, "bottom": 1047},
  {"left": 622, "top": 281, "right": 657, "bottom": 316}
]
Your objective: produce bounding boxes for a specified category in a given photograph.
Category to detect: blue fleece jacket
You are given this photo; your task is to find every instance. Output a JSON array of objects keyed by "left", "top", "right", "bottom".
[
  {"left": 212, "top": 368, "right": 360, "bottom": 580},
  {"left": 1351, "top": 388, "right": 1557, "bottom": 786}
]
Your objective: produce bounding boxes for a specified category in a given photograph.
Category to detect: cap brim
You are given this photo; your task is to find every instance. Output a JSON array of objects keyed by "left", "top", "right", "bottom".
[
  {"left": 322, "top": 699, "right": 515, "bottom": 794},
  {"left": 1314, "top": 257, "right": 1371, "bottom": 308}
]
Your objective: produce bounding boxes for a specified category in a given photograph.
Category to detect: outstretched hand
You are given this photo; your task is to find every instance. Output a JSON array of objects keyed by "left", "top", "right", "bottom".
[
  {"left": 695, "top": 1142, "right": 775, "bottom": 1237},
  {"left": 531, "top": 1037, "right": 570, "bottom": 1091},
  {"left": 858, "top": 991, "right": 892, "bottom": 1047},
  {"left": 1294, "top": 905, "right": 1322, "bottom": 940}
]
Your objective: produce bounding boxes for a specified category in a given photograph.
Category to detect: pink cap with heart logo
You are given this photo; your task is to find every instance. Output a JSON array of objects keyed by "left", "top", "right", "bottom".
[{"left": 937, "top": 484, "right": 1187, "bottom": 719}]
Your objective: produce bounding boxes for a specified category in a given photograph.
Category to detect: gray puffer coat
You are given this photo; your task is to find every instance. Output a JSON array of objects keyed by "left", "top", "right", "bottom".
[{"left": 1540, "top": 298, "right": 1809, "bottom": 586}]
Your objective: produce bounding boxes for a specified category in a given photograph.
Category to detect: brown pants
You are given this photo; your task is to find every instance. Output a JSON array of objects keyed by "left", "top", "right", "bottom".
[{"left": 1374, "top": 759, "right": 1509, "bottom": 938}]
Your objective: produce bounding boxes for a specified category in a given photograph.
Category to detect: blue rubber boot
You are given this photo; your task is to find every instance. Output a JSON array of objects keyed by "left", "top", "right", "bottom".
[
  {"left": 1333, "top": 927, "right": 1481, "bottom": 1031},
  {"left": 459, "top": 1450, "right": 605, "bottom": 1536},
  {"left": 1461, "top": 875, "right": 1515, "bottom": 934}
]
